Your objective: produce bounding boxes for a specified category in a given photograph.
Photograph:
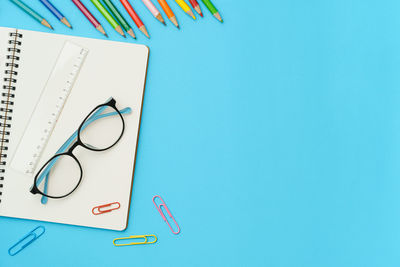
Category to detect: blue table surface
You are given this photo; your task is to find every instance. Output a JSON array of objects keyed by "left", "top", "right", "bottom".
[{"left": 1, "top": 0, "right": 400, "bottom": 266}]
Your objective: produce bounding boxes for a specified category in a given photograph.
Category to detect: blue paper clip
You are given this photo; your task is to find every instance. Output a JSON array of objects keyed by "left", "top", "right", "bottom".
[{"left": 8, "top": 226, "right": 45, "bottom": 256}]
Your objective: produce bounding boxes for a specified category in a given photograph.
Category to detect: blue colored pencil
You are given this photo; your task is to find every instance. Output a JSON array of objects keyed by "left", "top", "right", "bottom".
[{"left": 39, "top": 0, "right": 72, "bottom": 28}]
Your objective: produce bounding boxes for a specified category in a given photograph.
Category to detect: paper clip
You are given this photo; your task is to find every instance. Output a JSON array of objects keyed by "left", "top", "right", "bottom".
[
  {"left": 8, "top": 226, "right": 45, "bottom": 256},
  {"left": 113, "top": 235, "right": 158, "bottom": 246},
  {"left": 152, "top": 195, "right": 180, "bottom": 234},
  {"left": 92, "top": 202, "right": 121, "bottom": 215}
]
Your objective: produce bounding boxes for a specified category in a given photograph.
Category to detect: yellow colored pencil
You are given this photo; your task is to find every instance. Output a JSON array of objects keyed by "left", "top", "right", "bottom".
[{"left": 175, "top": 0, "right": 195, "bottom": 20}]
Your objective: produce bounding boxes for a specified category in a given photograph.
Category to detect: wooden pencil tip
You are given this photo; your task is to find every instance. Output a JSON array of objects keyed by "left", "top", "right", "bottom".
[
  {"left": 214, "top": 12, "right": 223, "bottom": 22},
  {"left": 171, "top": 16, "right": 179, "bottom": 28},
  {"left": 42, "top": 19, "right": 53, "bottom": 30},
  {"left": 127, "top": 29, "right": 136, "bottom": 39},
  {"left": 188, "top": 10, "right": 196, "bottom": 20},
  {"left": 97, "top": 25, "right": 107, "bottom": 37},
  {"left": 156, "top": 14, "right": 165, "bottom": 25},
  {"left": 194, "top": 6, "right": 203, "bottom": 17},
  {"left": 140, "top": 26, "right": 150, "bottom": 38},
  {"left": 61, "top": 17, "right": 72, "bottom": 28},
  {"left": 115, "top": 26, "right": 125, "bottom": 37}
]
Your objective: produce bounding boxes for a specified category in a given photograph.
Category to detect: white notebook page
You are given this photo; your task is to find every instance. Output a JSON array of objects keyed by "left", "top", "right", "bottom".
[{"left": 0, "top": 27, "right": 149, "bottom": 231}]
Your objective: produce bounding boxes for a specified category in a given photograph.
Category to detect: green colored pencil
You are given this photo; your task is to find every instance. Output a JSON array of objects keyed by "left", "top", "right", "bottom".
[
  {"left": 102, "top": 0, "right": 136, "bottom": 39},
  {"left": 201, "top": 0, "right": 222, "bottom": 22},
  {"left": 90, "top": 0, "right": 125, "bottom": 37},
  {"left": 9, "top": 0, "right": 53, "bottom": 29}
]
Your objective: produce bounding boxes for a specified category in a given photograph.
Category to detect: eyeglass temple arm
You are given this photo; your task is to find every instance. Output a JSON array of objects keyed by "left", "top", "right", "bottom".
[{"left": 38, "top": 107, "right": 132, "bottom": 204}]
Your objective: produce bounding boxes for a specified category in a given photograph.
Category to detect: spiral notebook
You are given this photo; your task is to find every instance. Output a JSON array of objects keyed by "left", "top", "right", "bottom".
[{"left": 0, "top": 27, "right": 149, "bottom": 230}]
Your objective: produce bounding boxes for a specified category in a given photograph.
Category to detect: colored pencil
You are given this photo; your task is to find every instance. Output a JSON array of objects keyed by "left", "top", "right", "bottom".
[
  {"left": 188, "top": 0, "right": 202, "bottom": 17},
  {"left": 91, "top": 0, "right": 125, "bottom": 37},
  {"left": 9, "top": 0, "right": 53, "bottom": 29},
  {"left": 120, "top": 0, "right": 150, "bottom": 38},
  {"left": 39, "top": 0, "right": 72, "bottom": 28},
  {"left": 141, "top": 0, "right": 165, "bottom": 25},
  {"left": 201, "top": 0, "right": 222, "bottom": 22},
  {"left": 103, "top": 0, "right": 136, "bottom": 38},
  {"left": 175, "top": 0, "right": 195, "bottom": 20},
  {"left": 157, "top": 0, "right": 179, "bottom": 28},
  {"left": 72, "top": 0, "right": 107, "bottom": 37}
]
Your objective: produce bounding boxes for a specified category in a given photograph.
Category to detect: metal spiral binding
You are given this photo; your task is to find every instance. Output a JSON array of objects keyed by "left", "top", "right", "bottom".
[{"left": 0, "top": 31, "right": 22, "bottom": 202}]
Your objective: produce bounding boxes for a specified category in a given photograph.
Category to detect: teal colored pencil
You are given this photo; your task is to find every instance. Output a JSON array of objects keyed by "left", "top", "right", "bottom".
[
  {"left": 201, "top": 0, "right": 222, "bottom": 22},
  {"left": 9, "top": 0, "right": 53, "bottom": 29}
]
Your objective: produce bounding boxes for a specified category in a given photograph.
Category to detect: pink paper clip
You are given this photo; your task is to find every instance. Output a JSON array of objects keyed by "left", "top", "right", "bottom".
[
  {"left": 92, "top": 202, "right": 121, "bottom": 215},
  {"left": 152, "top": 195, "right": 180, "bottom": 234}
]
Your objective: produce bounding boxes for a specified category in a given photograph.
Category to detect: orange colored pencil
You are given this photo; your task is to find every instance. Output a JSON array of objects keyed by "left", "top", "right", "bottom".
[{"left": 157, "top": 0, "right": 179, "bottom": 28}]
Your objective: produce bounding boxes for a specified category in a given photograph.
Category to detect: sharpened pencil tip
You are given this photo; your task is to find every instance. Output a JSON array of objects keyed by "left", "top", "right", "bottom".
[
  {"left": 194, "top": 5, "right": 203, "bottom": 17},
  {"left": 140, "top": 26, "right": 150, "bottom": 39},
  {"left": 214, "top": 12, "right": 223, "bottom": 22},
  {"left": 127, "top": 29, "right": 136, "bottom": 39},
  {"left": 188, "top": 10, "right": 196, "bottom": 20},
  {"left": 61, "top": 17, "right": 72, "bottom": 29},
  {"left": 156, "top": 14, "right": 165, "bottom": 25},
  {"left": 97, "top": 25, "right": 108, "bottom": 37},
  {"left": 115, "top": 26, "right": 125, "bottom": 37},
  {"left": 42, "top": 19, "right": 53, "bottom": 30}
]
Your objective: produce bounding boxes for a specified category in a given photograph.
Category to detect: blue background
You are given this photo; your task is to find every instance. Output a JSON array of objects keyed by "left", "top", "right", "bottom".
[{"left": 1, "top": 0, "right": 400, "bottom": 266}]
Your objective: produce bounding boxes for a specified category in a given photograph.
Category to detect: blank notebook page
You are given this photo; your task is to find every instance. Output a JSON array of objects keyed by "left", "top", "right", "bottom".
[{"left": 0, "top": 27, "right": 149, "bottom": 230}]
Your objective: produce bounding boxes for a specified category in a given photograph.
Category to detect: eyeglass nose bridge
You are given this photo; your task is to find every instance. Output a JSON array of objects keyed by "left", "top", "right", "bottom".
[{"left": 66, "top": 141, "right": 81, "bottom": 154}]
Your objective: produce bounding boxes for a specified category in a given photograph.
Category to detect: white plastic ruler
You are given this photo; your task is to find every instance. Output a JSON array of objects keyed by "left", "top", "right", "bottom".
[{"left": 11, "top": 41, "right": 88, "bottom": 174}]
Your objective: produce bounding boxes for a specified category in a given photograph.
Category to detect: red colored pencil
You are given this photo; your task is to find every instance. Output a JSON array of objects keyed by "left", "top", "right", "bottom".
[
  {"left": 120, "top": 0, "right": 149, "bottom": 38},
  {"left": 188, "top": 0, "right": 202, "bottom": 17}
]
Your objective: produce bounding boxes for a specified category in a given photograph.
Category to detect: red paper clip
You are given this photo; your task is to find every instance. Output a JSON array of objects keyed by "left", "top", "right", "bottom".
[
  {"left": 92, "top": 202, "right": 121, "bottom": 215},
  {"left": 152, "top": 195, "right": 180, "bottom": 234}
]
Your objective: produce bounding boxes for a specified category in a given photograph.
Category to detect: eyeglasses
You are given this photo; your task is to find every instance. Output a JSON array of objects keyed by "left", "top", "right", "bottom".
[{"left": 30, "top": 98, "right": 131, "bottom": 200}]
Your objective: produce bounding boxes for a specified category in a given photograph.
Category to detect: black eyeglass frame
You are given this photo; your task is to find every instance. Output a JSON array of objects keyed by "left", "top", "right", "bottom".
[{"left": 30, "top": 98, "right": 125, "bottom": 199}]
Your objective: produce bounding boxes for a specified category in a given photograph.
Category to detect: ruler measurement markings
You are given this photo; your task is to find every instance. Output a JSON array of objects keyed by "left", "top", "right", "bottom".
[
  {"left": 29, "top": 53, "right": 85, "bottom": 170},
  {"left": 11, "top": 43, "right": 88, "bottom": 174}
]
